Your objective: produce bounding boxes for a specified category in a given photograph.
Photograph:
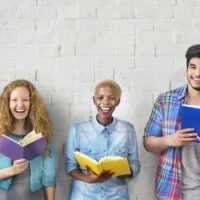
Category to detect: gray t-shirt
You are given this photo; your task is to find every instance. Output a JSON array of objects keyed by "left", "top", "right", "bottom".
[
  {"left": 0, "top": 167, "right": 45, "bottom": 200},
  {"left": 181, "top": 142, "right": 200, "bottom": 199}
]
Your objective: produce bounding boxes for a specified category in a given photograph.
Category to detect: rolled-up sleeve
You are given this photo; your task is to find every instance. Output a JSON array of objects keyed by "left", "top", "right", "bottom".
[
  {"left": 128, "top": 124, "right": 140, "bottom": 178},
  {"left": 65, "top": 124, "right": 79, "bottom": 174},
  {"left": 143, "top": 95, "right": 163, "bottom": 141},
  {"left": 42, "top": 141, "right": 57, "bottom": 188}
]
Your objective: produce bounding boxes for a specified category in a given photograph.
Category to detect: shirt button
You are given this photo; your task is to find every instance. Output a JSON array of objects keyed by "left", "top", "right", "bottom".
[
  {"left": 101, "top": 187, "right": 104, "bottom": 189},
  {"left": 104, "top": 149, "right": 106, "bottom": 152}
]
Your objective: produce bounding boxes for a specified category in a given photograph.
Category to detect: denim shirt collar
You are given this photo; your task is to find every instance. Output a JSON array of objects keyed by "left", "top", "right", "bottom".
[{"left": 91, "top": 115, "right": 117, "bottom": 134}]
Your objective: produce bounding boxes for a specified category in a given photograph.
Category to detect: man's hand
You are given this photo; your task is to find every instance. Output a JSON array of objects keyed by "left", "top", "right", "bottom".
[
  {"left": 84, "top": 166, "right": 114, "bottom": 183},
  {"left": 166, "top": 128, "right": 197, "bottom": 147},
  {"left": 11, "top": 159, "right": 29, "bottom": 175}
]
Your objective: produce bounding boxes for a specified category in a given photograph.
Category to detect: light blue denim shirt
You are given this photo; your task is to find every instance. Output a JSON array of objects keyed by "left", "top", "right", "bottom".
[
  {"left": 66, "top": 116, "right": 140, "bottom": 200},
  {"left": 0, "top": 133, "right": 57, "bottom": 192}
]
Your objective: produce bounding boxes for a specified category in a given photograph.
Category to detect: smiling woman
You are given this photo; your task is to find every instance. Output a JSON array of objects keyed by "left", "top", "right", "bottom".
[
  {"left": 66, "top": 79, "right": 141, "bottom": 200},
  {"left": 0, "top": 79, "right": 56, "bottom": 200},
  {"left": 9, "top": 86, "right": 31, "bottom": 122},
  {"left": 93, "top": 80, "right": 121, "bottom": 125},
  {"left": 93, "top": 86, "right": 120, "bottom": 125}
]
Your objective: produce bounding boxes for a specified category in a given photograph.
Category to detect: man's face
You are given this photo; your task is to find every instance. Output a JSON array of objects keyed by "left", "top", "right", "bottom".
[
  {"left": 187, "top": 57, "right": 200, "bottom": 91},
  {"left": 93, "top": 86, "right": 120, "bottom": 125}
]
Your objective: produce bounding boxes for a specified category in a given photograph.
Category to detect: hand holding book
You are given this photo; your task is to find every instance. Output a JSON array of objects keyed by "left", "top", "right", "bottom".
[
  {"left": 84, "top": 165, "right": 114, "bottom": 183},
  {"left": 179, "top": 104, "right": 200, "bottom": 142},
  {"left": 74, "top": 151, "right": 131, "bottom": 177},
  {"left": 166, "top": 128, "right": 197, "bottom": 147},
  {"left": 12, "top": 159, "right": 29, "bottom": 175}
]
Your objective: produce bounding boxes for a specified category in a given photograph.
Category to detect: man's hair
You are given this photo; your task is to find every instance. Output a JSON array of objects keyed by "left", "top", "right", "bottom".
[
  {"left": 185, "top": 44, "right": 200, "bottom": 66},
  {"left": 94, "top": 80, "right": 122, "bottom": 98}
]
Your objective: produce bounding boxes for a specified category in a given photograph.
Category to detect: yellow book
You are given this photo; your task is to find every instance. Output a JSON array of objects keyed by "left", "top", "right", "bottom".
[{"left": 74, "top": 151, "right": 131, "bottom": 176}]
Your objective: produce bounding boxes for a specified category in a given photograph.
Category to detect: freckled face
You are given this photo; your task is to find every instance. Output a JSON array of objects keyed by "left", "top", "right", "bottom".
[
  {"left": 9, "top": 86, "right": 31, "bottom": 122},
  {"left": 93, "top": 86, "right": 120, "bottom": 125}
]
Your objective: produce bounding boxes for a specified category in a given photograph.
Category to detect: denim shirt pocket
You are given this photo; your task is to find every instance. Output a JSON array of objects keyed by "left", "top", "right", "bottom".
[
  {"left": 80, "top": 148, "right": 99, "bottom": 161},
  {"left": 113, "top": 148, "right": 128, "bottom": 158}
]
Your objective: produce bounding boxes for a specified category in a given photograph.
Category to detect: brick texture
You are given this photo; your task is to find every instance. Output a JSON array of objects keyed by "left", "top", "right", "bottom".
[{"left": 0, "top": 0, "right": 197, "bottom": 199}]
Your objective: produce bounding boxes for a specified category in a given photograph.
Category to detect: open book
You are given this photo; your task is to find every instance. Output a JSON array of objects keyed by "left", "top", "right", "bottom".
[
  {"left": 180, "top": 104, "right": 200, "bottom": 142},
  {"left": 0, "top": 130, "right": 46, "bottom": 160},
  {"left": 74, "top": 151, "right": 131, "bottom": 176}
]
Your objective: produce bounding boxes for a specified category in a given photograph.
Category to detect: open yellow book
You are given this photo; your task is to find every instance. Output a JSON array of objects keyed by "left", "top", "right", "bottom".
[{"left": 74, "top": 151, "right": 131, "bottom": 176}]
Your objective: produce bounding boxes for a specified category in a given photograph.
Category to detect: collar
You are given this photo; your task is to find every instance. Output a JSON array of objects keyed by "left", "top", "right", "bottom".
[
  {"left": 177, "top": 84, "right": 187, "bottom": 100},
  {"left": 91, "top": 115, "right": 117, "bottom": 134}
]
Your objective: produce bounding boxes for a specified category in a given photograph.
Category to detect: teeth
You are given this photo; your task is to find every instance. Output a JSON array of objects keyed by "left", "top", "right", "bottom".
[
  {"left": 16, "top": 109, "right": 25, "bottom": 113},
  {"left": 101, "top": 107, "right": 110, "bottom": 111}
]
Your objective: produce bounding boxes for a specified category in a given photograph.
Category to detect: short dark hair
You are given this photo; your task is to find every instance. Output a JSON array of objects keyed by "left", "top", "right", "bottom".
[{"left": 185, "top": 44, "right": 200, "bottom": 67}]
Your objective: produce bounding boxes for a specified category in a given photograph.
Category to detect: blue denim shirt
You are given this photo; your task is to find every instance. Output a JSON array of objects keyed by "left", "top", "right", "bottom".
[
  {"left": 66, "top": 116, "right": 140, "bottom": 200},
  {"left": 0, "top": 133, "right": 57, "bottom": 192}
]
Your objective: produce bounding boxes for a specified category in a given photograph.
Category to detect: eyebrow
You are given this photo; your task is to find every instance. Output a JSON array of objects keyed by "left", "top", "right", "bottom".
[
  {"left": 189, "top": 63, "right": 197, "bottom": 67},
  {"left": 10, "top": 96, "right": 30, "bottom": 99}
]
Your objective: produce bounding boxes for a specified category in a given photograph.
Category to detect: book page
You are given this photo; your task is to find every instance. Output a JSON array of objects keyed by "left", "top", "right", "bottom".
[
  {"left": 22, "top": 130, "right": 43, "bottom": 146},
  {"left": 22, "top": 134, "right": 43, "bottom": 146},
  {"left": 99, "top": 156, "right": 124, "bottom": 162},
  {"left": 182, "top": 104, "right": 200, "bottom": 109},
  {"left": 99, "top": 157, "right": 131, "bottom": 176}
]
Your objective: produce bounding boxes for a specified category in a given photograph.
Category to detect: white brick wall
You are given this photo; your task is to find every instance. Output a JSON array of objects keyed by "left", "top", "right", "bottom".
[{"left": 0, "top": 0, "right": 198, "bottom": 199}]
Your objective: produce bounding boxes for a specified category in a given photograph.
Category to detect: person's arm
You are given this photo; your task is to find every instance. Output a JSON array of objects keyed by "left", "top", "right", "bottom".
[
  {"left": 45, "top": 186, "right": 55, "bottom": 200},
  {"left": 144, "top": 128, "right": 197, "bottom": 153},
  {"left": 65, "top": 124, "right": 79, "bottom": 176},
  {"left": 143, "top": 95, "right": 173, "bottom": 153},
  {"left": 127, "top": 124, "right": 140, "bottom": 178},
  {"left": 144, "top": 135, "right": 169, "bottom": 152},
  {"left": 0, "top": 159, "right": 29, "bottom": 180},
  {"left": 69, "top": 169, "right": 87, "bottom": 182},
  {"left": 0, "top": 166, "right": 15, "bottom": 180}
]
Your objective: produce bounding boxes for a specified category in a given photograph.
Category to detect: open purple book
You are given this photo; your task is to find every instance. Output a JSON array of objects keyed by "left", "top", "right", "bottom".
[{"left": 0, "top": 131, "right": 46, "bottom": 160}]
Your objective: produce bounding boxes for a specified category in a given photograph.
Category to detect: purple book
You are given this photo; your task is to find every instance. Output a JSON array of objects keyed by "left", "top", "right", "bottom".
[{"left": 0, "top": 134, "right": 46, "bottom": 160}]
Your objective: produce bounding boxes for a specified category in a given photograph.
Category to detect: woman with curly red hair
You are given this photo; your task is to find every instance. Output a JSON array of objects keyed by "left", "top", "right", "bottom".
[{"left": 0, "top": 79, "right": 56, "bottom": 200}]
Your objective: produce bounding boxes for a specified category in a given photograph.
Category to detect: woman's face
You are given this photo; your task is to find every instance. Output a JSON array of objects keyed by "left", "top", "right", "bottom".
[
  {"left": 9, "top": 86, "right": 31, "bottom": 121},
  {"left": 93, "top": 86, "right": 120, "bottom": 125}
]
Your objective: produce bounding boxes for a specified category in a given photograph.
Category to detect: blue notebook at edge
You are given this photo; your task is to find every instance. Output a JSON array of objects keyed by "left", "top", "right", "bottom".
[{"left": 180, "top": 104, "right": 200, "bottom": 143}]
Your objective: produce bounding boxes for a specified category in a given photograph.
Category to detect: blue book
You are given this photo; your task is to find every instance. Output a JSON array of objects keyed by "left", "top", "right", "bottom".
[{"left": 179, "top": 104, "right": 200, "bottom": 142}]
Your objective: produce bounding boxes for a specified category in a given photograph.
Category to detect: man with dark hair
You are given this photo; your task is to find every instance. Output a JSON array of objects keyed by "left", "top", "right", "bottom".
[
  {"left": 144, "top": 44, "right": 200, "bottom": 200},
  {"left": 186, "top": 44, "right": 200, "bottom": 66}
]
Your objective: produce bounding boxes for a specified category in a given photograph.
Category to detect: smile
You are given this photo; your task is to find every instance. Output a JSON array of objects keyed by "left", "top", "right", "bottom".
[
  {"left": 100, "top": 107, "right": 112, "bottom": 114},
  {"left": 15, "top": 109, "right": 25, "bottom": 113}
]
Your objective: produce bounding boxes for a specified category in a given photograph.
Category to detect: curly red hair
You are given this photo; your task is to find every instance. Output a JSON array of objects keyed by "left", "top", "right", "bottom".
[{"left": 0, "top": 79, "right": 52, "bottom": 144}]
